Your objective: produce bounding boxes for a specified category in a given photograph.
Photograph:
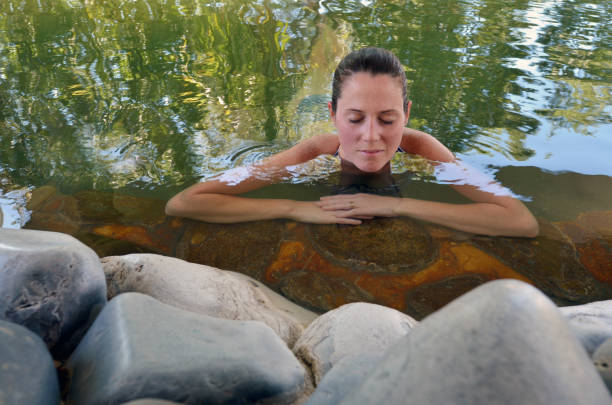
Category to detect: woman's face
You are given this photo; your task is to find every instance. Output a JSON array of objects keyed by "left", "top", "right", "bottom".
[{"left": 329, "top": 72, "right": 410, "bottom": 173}]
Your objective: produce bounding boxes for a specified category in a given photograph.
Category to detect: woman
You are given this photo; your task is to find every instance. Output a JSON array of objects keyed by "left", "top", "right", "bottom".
[{"left": 166, "top": 47, "right": 539, "bottom": 237}]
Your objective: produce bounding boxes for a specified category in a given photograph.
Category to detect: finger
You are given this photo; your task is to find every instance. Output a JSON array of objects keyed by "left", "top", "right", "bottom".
[
  {"left": 332, "top": 210, "right": 367, "bottom": 219},
  {"left": 335, "top": 217, "right": 362, "bottom": 225},
  {"left": 352, "top": 215, "right": 374, "bottom": 220},
  {"left": 318, "top": 201, "right": 356, "bottom": 211},
  {"left": 319, "top": 195, "right": 356, "bottom": 203}
]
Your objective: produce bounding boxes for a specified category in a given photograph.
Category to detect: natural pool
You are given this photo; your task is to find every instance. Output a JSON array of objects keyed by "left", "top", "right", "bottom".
[{"left": 1, "top": 0, "right": 611, "bottom": 314}]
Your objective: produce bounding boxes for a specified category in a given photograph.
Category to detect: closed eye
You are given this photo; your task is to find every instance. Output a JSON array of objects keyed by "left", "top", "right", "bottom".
[
  {"left": 348, "top": 118, "right": 363, "bottom": 123},
  {"left": 379, "top": 118, "right": 394, "bottom": 125}
]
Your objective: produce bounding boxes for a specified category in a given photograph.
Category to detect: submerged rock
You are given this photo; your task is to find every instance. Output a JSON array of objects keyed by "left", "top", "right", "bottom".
[
  {"left": 560, "top": 300, "right": 612, "bottom": 355},
  {"left": 119, "top": 400, "right": 183, "bottom": 405},
  {"left": 340, "top": 280, "right": 610, "bottom": 405},
  {"left": 24, "top": 187, "right": 612, "bottom": 319},
  {"left": 0, "top": 228, "right": 106, "bottom": 358},
  {"left": 0, "top": 320, "right": 60, "bottom": 405},
  {"left": 102, "top": 254, "right": 316, "bottom": 346},
  {"left": 293, "top": 302, "right": 417, "bottom": 384},
  {"left": 66, "top": 292, "right": 307, "bottom": 405}
]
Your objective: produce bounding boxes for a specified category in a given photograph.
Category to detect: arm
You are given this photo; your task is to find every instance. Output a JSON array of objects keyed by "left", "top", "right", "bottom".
[
  {"left": 400, "top": 127, "right": 455, "bottom": 162},
  {"left": 317, "top": 190, "right": 538, "bottom": 237},
  {"left": 318, "top": 129, "right": 539, "bottom": 237},
  {"left": 165, "top": 134, "right": 361, "bottom": 224},
  {"left": 398, "top": 186, "right": 538, "bottom": 237}
]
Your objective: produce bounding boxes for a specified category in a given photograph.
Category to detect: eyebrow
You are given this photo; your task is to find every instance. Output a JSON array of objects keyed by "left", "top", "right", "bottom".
[{"left": 347, "top": 109, "right": 399, "bottom": 114}]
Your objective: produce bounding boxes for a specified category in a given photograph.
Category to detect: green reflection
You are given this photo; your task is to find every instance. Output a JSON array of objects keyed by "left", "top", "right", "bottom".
[
  {"left": 535, "top": 0, "right": 612, "bottom": 135},
  {"left": 0, "top": 0, "right": 610, "bottom": 201}
]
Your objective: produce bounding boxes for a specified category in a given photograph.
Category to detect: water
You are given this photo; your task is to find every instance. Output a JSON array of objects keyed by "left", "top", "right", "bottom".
[{"left": 1, "top": 0, "right": 611, "bottom": 226}]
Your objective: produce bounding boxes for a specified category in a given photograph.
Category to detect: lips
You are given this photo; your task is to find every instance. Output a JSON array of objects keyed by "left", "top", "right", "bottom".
[{"left": 359, "top": 149, "right": 384, "bottom": 155}]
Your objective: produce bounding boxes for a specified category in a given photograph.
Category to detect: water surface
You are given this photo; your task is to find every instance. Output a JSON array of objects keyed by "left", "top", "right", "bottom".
[{"left": 1, "top": 0, "right": 611, "bottom": 226}]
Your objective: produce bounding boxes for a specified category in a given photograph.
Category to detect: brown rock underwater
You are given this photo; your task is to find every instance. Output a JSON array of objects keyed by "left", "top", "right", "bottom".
[{"left": 25, "top": 186, "right": 612, "bottom": 319}]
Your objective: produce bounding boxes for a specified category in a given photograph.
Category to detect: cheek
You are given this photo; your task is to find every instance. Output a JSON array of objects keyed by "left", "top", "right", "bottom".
[
  {"left": 336, "top": 123, "right": 355, "bottom": 142},
  {"left": 384, "top": 125, "right": 404, "bottom": 144}
]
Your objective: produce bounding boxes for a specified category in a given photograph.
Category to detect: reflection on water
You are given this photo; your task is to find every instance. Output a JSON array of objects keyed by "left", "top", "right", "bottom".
[{"left": 1, "top": 0, "right": 610, "bottom": 197}]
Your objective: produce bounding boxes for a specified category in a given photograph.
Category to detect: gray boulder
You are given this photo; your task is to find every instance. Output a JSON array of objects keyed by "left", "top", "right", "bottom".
[
  {"left": 293, "top": 302, "right": 417, "bottom": 384},
  {"left": 0, "top": 228, "right": 106, "bottom": 358},
  {"left": 340, "top": 279, "right": 611, "bottom": 405},
  {"left": 102, "top": 254, "right": 317, "bottom": 346},
  {"left": 593, "top": 338, "right": 612, "bottom": 392},
  {"left": 304, "top": 353, "right": 383, "bottom": 405},
  {"left": 120, "top": 400, "right": 182, "bottom": 405},
  {"left": 66, "top": 292, "right": 307, "bottom": 405},
  {"left": 0, "top": 320, "right": 60, "bottom": 405},
  {"left": 560, "top": 300, "right": 612, "bottom": 355}
]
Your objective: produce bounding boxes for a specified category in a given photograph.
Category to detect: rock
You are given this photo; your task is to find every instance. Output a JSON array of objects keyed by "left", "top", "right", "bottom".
[
  {"left": 293, "top": 302, "right": 417, "bottom": 384},
  {"left": 66, "top": 292, "right": 307, "bottom": 405},
  {"left": 304, "top": 353, "right": 383, "bottom": 405},
  {"left": 102, "top": 254, "right": 317, "bottom": 346},
  {"left": 593, "top": 338, "right": 612, "bottom": 392},
  {"left": 228, "top": 270, "right": 319, "bottom": 328},
  {"left": 0, "top": 228, "right": 106, "bottom": 358},
  {"left": 119, "top": 400, "right": 182, "bottom": 405},
  {"left": 560, "top": 300, "right": 612, "bottom": 355},
  {"left": 340, "top": 280, "right": 611, "bottom": 405},
  {"left": 0, "top": 320, "right": 60, "bottom": 405}
]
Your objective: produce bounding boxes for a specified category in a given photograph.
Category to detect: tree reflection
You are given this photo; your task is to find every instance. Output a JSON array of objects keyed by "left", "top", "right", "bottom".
[
  {"left": 0, "top": 0, "right": 318, "bottom": 194},
  {"left": 0, "top": 0, "right": 610, "bottom": 201},
  {"left": 535, "top": 0, "right": 611, "bottom": 135}
]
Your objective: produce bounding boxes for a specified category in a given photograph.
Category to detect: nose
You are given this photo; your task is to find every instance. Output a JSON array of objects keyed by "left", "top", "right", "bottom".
[{"left": 361, "top": 117, "right": 382, "bottom": 142}]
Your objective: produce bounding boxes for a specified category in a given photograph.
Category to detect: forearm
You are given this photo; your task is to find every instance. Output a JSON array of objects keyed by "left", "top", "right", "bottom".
[
  {"left": 393, "top": 197, "right": 539, "bottom": 237},
  {"left": 165, "top": 193, "right": 297, "bottom": 223}
]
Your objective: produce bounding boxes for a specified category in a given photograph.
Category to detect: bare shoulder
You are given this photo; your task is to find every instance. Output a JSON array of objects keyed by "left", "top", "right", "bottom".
[
  {"left": 283, "top": 132, "right": 339, "bottom": 161},
  {"left": 303, "top": 133, "right": 340, "bottom": 156},
  {"left": 261, "top": 133, "right": 339, "bottom": 167},
  {"left": 400, "top": 128, "right": 454, "bottom": 162}
]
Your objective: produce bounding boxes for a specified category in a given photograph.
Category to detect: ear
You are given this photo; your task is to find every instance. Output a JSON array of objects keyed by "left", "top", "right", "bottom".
[
  {"left": 405, "top": 100, "right": 412, "bottom": 125},
  {"left": 328, "top": 101, "right": 336, "bottom": 122}
]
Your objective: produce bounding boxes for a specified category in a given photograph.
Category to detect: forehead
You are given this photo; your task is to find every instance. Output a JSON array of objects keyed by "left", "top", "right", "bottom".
[{"left": 339, "top": 72, "right": 404, "bottom": 111}]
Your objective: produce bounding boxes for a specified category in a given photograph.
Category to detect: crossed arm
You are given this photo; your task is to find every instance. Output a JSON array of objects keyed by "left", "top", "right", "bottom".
[
  {"left": 165, "top": 129, "right": 539, "bottom": 237},
  {"left": 165, "top": 133, "right": 357, "bottom": 224}
]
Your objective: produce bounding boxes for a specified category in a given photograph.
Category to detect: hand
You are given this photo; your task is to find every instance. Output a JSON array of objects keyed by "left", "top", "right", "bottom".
[
  {"left": 316, "top": 193, "right": 400, "bottom": 219},
  {"left": 289, "top": 201, "right": 364, "bottom": 225}
]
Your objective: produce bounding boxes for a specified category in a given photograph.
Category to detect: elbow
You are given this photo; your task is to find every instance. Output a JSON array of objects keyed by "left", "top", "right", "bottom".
[
  {"left": 164, "top": 196, "right": 181, "bottom": 217},
  {"left": 515, "top": 215, "right": 539, "bottom": 238},
  {"left": 526, "top": 218, "right": 540, "bottom": 238}
]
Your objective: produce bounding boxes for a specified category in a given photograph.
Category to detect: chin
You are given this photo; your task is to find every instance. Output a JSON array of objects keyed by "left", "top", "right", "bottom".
[{"left": 354, "top": 160, "right": 390, "bottom": 174}]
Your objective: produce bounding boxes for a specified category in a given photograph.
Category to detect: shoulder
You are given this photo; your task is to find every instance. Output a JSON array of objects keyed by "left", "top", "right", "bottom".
[
  {"left": 400, "top": 128, "right": 454, "bottom": 162},
  {"left": 297, "top": 133, "right": 340, "bottom": 158},
  {"left": 262, "top": 133, "right": 339, "bottom": 167}
]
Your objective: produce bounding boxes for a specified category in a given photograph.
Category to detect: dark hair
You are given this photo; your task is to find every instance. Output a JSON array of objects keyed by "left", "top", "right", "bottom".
[{"left": 331, "top": 47, "right": 408, "bottom": 113}]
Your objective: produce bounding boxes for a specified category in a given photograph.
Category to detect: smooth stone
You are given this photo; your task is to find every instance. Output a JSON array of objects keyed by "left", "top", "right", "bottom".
[
  {"left": 593, "top": 338, "right": 612, "bottom": 392},
  {"left": 66, "top": 292, "right": 306, "bottom": 405},
  {"left": 0, "top": 320, "right": 60, "bottom": 405},
  {"left": 102, "top": 254, "right": 317, "bottom": 346},
  {"left": 560, "top": 300, "right": 612, "bottom": 355},
  {"left": 340, "top": 280, "right": 611, "bottom": 405},
  {"left": 304, "top": 353, "right": 383, "bottom": 405},
  {"left": 0, "top": 228, "right": 106, "bottom": 358},
  {"left": 293, "top": 302, "right": 417, "bottom": 384},
  {"left": 120, "top": 400, "right": 182, "bottom": 405}
]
